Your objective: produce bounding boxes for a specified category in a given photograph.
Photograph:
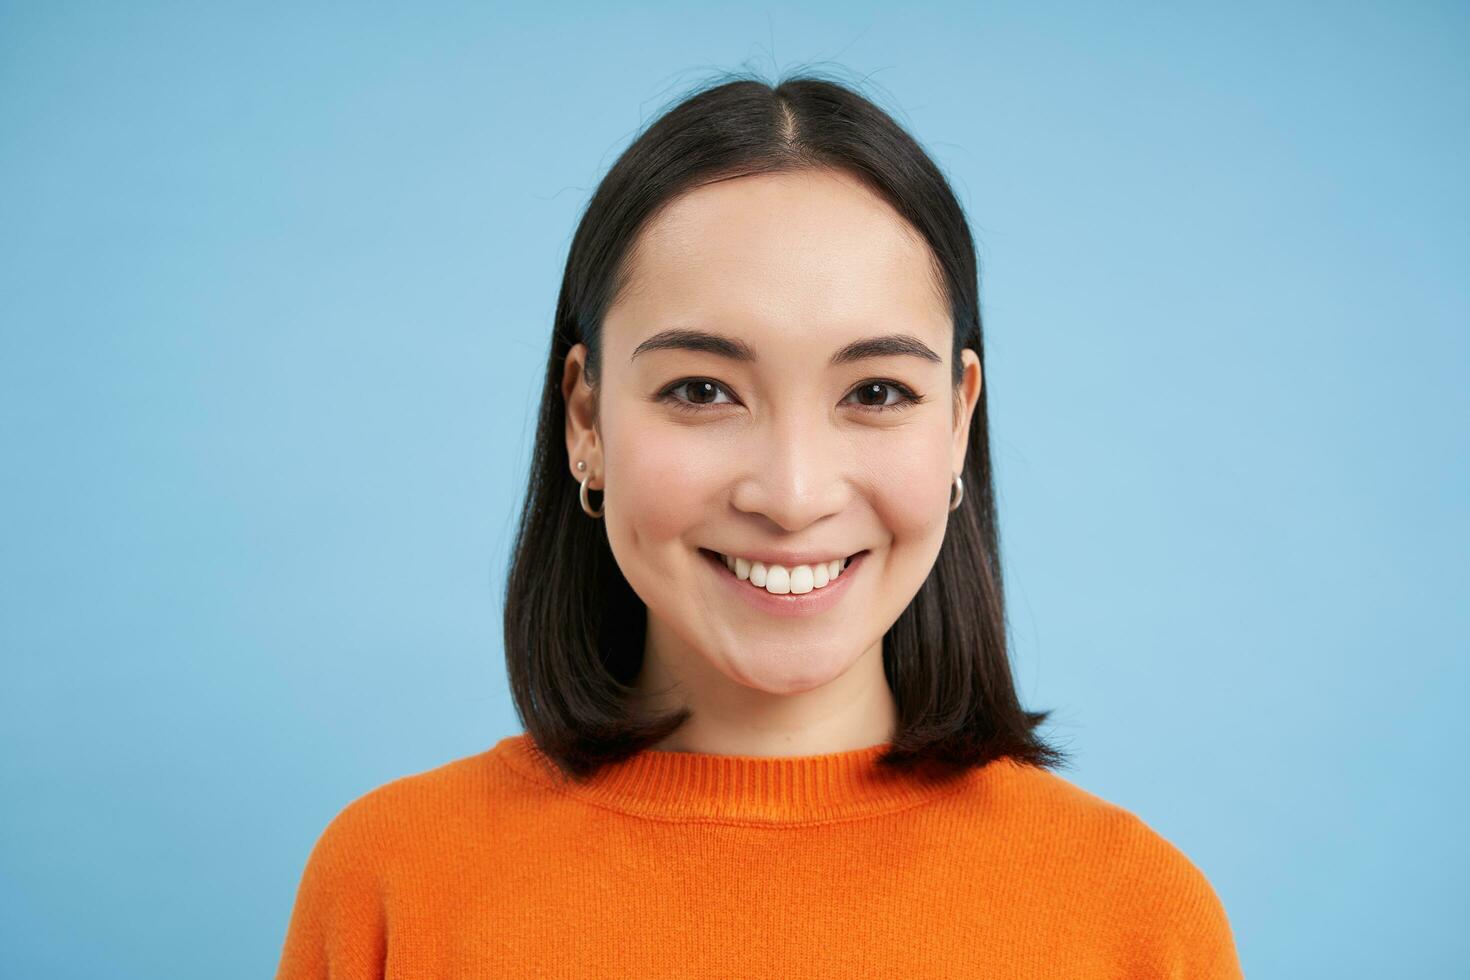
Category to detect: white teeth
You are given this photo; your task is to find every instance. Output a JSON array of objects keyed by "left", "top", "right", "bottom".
[{"left": 715, "top": 552, "right": 854, "bottom": 595}]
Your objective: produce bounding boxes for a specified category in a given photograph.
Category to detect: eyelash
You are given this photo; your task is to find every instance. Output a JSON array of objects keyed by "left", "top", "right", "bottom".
[{"left": 655, "top": 378, "right": 925, "bottom": 415}]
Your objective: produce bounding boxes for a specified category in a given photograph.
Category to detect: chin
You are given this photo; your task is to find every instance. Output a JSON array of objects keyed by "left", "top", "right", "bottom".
[{"left": 718, "top": 642, "right": 859, "bottom": 695}]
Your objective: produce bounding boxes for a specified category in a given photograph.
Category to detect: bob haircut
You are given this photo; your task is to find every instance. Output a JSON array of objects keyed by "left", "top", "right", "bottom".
[{"left": 504, "top": 69, "right": 1070, "bottom": 783}]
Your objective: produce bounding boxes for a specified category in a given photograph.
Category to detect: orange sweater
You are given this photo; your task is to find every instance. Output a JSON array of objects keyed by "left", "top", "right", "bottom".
[{"left": 275, "top": 733, "right": 1243, "bottom": 978}]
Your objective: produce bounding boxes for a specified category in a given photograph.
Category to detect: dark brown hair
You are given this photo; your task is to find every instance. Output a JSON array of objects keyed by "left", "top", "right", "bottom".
[{"left": 503, "top": 68, "right": 1069, "bottom": 782}]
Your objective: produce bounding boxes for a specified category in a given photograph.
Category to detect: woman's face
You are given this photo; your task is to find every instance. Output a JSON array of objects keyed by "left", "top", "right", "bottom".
[{"left": 564, "top": 168, "right": 982, "bottom": 744}]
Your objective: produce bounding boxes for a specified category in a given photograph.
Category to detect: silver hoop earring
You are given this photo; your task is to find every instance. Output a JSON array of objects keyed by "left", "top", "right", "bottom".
[
  {"left": 579, "top": 473, "right": 604, "bottom": 519},
  {"left": 948, "top": 473, "right": 964, "bottom": 512}
]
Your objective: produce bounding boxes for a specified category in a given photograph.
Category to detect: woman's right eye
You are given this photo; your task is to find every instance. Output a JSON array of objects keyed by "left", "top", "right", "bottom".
[{"left": 658, "top": 379, "right": 736, "bottom": 411}]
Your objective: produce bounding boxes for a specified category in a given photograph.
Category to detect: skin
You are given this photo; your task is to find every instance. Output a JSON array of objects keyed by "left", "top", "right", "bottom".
[{"left": 562, "top": 168, "right": 983, "bottom": 758}]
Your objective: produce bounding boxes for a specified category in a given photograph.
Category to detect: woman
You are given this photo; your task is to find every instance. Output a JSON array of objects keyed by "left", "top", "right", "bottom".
[{"left": 276, "top": 72, "right": 1244, "bottom": 978}]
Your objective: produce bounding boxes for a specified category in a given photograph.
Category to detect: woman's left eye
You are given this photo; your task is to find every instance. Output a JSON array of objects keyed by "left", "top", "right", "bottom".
[
  {"left": 657, "top": 379, "right": 922, "bottom": 414},
  {"left": 841, "top": 380, "right": 923, "bottom": 412}
]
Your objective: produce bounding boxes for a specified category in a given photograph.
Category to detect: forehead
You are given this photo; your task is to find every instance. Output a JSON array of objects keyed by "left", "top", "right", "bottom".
[{"left": 606, "top": 169, "right": 949, "bottom": 356}]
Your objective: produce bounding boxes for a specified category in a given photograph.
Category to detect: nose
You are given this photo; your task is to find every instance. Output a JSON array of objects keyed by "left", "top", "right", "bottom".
[{"left": 728, "top": 409, "right": 848, "bottom": 532}]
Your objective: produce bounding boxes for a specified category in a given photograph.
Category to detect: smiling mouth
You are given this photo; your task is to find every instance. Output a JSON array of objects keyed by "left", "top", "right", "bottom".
[{"left": 697, "top": 547, "right": 868, "bottom": 595}]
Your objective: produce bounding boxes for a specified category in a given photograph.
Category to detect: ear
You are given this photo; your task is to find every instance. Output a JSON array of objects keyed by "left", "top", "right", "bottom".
[
  {"left": 563, "top": 343, "right": 602, "bottom": 485},
  {"left": 951, "top": 348, "right": 983, "bottom": 475}
]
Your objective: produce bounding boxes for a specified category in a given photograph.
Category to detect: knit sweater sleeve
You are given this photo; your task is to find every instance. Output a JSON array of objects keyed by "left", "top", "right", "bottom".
[
  {"left": 1121, "top": 811, "right": 1245, "bottom": 979},
  {"left": 274, "top": 796, "right": 389, "bottom": 980}
]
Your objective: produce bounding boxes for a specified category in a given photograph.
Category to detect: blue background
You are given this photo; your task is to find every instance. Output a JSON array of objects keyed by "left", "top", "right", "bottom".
[{"left": 2, "top": 2, "right": 1465, "bottom": 976}]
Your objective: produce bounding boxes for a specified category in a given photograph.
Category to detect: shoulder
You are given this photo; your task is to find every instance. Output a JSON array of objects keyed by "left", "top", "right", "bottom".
[
  {"left": 980, "top": 758, "right": 1217, "bottom": 864},
  {"left": 278, "top": 748, "right": 515, "bottom": 974},
  {"left": 967, "top": 759, "right": 1244, "bottom": 976},
  {"left": 301, "top": 742, "right": 519, "bottom": 871},
  {"left": 993, "top": 759, "right": 1231, "bottom": 901}
]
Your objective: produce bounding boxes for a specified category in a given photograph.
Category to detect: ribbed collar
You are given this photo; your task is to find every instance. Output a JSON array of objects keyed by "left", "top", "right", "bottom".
[{"left": 491, "top": 732, "right": 986, "bottom": 825}]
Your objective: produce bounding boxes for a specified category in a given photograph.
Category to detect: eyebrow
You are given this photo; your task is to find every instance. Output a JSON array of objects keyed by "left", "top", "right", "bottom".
[{"left": 629, "top": 328, "right": 943, "bottom": 367}]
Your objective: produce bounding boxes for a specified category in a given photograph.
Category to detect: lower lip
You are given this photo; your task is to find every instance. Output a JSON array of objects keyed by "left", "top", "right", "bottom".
[{"left": 699, "top": 548, "right": 868, "bottom": 619}]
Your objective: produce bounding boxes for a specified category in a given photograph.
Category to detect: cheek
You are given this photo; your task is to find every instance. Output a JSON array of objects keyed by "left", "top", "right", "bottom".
[
  {"left": 602, "top": 417, "right": 727, "bottom": 547},
  {"left": 862, "top": 428, "right": 954, "bottom": 543}
]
